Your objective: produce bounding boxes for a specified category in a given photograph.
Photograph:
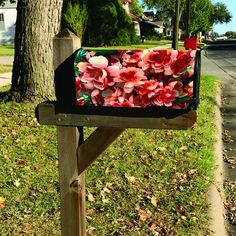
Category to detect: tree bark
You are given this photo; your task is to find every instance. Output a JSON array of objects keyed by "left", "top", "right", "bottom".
[{"left": 11, "top": 0, "right": 63, "bottom": 102}]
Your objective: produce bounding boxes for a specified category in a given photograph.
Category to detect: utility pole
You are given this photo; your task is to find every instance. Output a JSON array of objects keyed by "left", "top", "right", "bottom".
[
  {"left": 172, "top": 0, "right": 180, "bottom": 49},
  {"left": 186, "top": 0, "right": 191, "bottom": 38}
]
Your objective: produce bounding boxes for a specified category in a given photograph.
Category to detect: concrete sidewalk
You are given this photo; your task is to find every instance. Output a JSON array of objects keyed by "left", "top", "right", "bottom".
[{"left": 0, "top": 72, "right": 11, "bottom": 87}]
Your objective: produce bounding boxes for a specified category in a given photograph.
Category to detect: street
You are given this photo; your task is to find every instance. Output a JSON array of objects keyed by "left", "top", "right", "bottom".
[
  {"left": 205, "top": 39, "right": 236, "bottom": 79},
  {"left": 206, "top": 41, "right": 236, "bottom": 236}
]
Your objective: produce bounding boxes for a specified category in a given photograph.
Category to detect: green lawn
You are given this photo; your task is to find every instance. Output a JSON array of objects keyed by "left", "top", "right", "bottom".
[
  {"left": 0, "top": 74, "right": 218, "bottom": 235},
  {"left": 0, "top": 64, "right": 12, "bottom": 73},
  {"left": 0, "top": 44, "right": 14, "bottom": 56},
  {"left": 84, "top": 40, "right": 171, "bottom": 50}
]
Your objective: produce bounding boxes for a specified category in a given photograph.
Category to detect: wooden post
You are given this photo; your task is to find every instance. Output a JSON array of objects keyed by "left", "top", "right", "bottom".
[{"left": 53, "top": 29, "right": 85, "bottom": 236}]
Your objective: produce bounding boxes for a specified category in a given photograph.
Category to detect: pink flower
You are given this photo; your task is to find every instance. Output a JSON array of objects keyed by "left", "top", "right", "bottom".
[
  {"left": 153, "top": 82, "right": 176, "bottom": 107},
  {"left": 122, "top": 50, "right": 142, "bottom": 67},
  {"left": 115, "top": 67, "right": 147, "bottom": 93},
  {"left": 77, "top": 55, "right": 120, "bottom": 91},
  {"left": 141, "top": 50, "right": 177, "bottom": 73},
  {"left": 103, "top": 87, "right": 135, "bottom": 107}
]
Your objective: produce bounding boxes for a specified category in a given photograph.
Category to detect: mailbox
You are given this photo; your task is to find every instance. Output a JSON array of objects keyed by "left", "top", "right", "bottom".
[
  {"left": 55, "top": 49, "right": 201, "bottom": 118},
  {"left": 184, "top": 38, "right": 198, "bottom": 50}
]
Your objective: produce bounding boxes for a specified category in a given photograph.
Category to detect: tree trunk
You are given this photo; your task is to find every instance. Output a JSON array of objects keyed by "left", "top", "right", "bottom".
[{"left": 11, "top": 0, "right": 63, "bottom": 102}]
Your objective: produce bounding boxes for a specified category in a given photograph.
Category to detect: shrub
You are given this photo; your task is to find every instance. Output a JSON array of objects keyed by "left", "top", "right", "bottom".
[
  {"left": 62, "top": 0, "right": 88, "bottom": 40},
  {"left": 83, "top": 0, "right": 138, "bottom": 46}
]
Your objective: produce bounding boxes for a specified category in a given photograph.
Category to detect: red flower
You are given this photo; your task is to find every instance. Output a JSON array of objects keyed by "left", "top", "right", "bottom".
[
  {"left": 170, "top": 50, "right": 195, "bottom": 77},
  {"left": 141, "top": 50, "right": 176, "bottom": 73},
  {"left": 115, "top": 67, "right": 147, "bottom": 93},
  {"left": 153, "top": 82, "right": 176, "bottom": 107},
  {"left": 122, "top": 50, "right": 142, "bottom": 67}
]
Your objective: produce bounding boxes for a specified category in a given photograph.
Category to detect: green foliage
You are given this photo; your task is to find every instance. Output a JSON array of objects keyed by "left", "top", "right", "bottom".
[
  {"left": 211, "top": 2, "right": 232, "bottom": 24},
  {"left": 62, "top": 0, "right": 88, "bottom": 40},
  {"left": 130, "top": 0, "right": 143, "bottom": 16},
  {"left": 143, "top": 0, "right": 232, "bottom": 35},
  {"left": 145, "top": 32, "right": 164, "bottom": 41},
  {"left": 186, "top": 0, "right": 214, "bottom": 33},
  {"left": 83, "top": 0, "right": 139, "bottom": 46},
  {"left": 225, "top": 31, "right": 236, "bottom": 39}
]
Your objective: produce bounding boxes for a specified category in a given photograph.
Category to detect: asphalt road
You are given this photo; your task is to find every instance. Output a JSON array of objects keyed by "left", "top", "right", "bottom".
[
  {"left": 206, "top": 40, "right": 236, "bottom": 80},
  {"left": 206, "top": 41, "right": 236, "bottom": 235}
]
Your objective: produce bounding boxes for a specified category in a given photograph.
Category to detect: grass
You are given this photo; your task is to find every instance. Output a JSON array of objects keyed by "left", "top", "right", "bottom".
[
  {"left": 0, "top": 64, "right": 12, "bottom": 73},
  {"left": 0, "top": 44, "right": 14, "bottom": 56},
  {"left": 0, "top": 74, "right": 218, "bottom": 235},
  {"left": 83, "top": 40, "right": 172, "bottom": 50}
]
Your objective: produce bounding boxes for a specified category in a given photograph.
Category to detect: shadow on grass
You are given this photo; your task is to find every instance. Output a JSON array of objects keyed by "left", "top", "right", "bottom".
[{"left": 0, "top": 86, "right": 12, "bottom": 102}]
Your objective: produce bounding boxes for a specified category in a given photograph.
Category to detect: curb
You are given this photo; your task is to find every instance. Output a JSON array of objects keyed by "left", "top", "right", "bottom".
[{"left": 208, "top": 81, "right": 228, "bottom": 235}]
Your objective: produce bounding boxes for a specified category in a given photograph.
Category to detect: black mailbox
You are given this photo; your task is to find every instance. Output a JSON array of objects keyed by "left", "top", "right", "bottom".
[{"left": 55, "top": 49, "right": 201, "bottom": 118}]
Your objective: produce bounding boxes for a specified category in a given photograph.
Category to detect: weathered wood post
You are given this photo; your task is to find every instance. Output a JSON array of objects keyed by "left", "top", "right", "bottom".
[{"left": 53, "top": 29, "right": 85, "bottom": 236}]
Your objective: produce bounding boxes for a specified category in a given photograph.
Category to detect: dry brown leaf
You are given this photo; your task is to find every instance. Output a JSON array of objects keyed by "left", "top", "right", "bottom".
[
  {"left": 180, "top": 146, "right": 188, "bottom": 151},
  {"left": 151, "top": 196, "right": 157, "bottom": 207},
  {"left": 16, "top": 160, "right": 26, "bottom": 167},
  {"left": 125, "top": 173, "right": 136, "bottom": 183},
  {"left": 86, "top": 209, "right": 95, "bottom": 216},
  {"left": 87, "top": 192, "right": 96, "bottom": 202},
  {"left": 103, "top": 187, "right": 111, "bottom": 194},
  {"left": 102, "top": 198, "right": 110, "bottom": 204},
  {"left": 137, "top": 209, "right": 152, "bottom": 221},
  {"left": 149, "top": 223, "right": 157, "bottom": 232}
]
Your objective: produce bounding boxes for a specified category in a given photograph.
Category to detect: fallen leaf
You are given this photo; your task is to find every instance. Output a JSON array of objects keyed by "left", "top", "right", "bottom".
[
  {"left": 86, "top": 209, "right": 95, "bottom": 216},
  {"left": 16, "top": 160, "right": 26, "bottom": 167},
  {"left": 0, "top": 197, "right": 5, "bottom": 204},
  {"left": 14, "top": 178, "right": 21, "bottom": 187},
  {"left": 180, "top": 146, "right": 188, "bottom": 152},
  {"left": 103, "top": 187, "right": 111, "bottom": 194},
  {"left": 149, "top": 223, "right": 157, "bottom": 232},
  {"left": 137, "top": 209, "right": 152, "bottom": 221},
  {"left": 87, "top": 192, "right": 96, "bottom": 202},
  {"left": 151, "top": 196, "right": 157, "bottom": 207},
  {"left": 102, "top": 198, "right": 110, "bottom": 204},
  {"left": 0, "top": 203, "right": 6, "bottom": 209},
  {"left": 125, "top": 173, "right": 136, "bottom": 183}
]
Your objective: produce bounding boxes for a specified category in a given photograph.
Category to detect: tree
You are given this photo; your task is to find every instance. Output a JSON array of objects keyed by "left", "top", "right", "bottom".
[
  {"left": 11, "top": 0, "right": 63, "bottom": 102},
  {"left": 143, "top": 0, "right": 232, "bottom": 45},
  {"left": 130, "top": 0, "right": 143, "bottom": 16},
  {"left": 210, "top": 2, "right": 232, "bottom": 24},
  {"left": 225, "top": 31, "right": 236, "bottom": 39},
  {"left": 181, "top": 0, "right": 213, "bottom": 34}
]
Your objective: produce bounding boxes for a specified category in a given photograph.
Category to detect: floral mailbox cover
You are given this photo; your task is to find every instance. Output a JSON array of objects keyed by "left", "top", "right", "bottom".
[{"left": 74, "top": 49, "right": 200, "bottom": 115}]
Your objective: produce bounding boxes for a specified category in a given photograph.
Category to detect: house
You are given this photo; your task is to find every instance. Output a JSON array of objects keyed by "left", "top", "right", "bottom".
[{"left": 0, "top": 0, "right": 17, "bottom": 44}]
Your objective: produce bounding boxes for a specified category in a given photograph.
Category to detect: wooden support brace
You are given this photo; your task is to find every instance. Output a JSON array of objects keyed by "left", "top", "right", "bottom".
[{"left": 77, "top": 127, "right": 125, "bottom": 175}]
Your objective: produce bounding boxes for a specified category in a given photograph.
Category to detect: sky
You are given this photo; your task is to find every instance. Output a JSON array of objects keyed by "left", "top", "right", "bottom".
[{"left": 209, "top": 0, "right": 235, "bottom": 35}]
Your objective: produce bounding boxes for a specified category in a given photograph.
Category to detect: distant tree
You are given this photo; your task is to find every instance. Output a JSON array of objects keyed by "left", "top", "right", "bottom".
[
  {"left": 225, "top": 31, "right": 236, "bottom": 38},
  {"left": 181, "top": 0, "right": 213, "bottom": 34},
  {"left": 143, "top": 0, "right": 232, "bottom": 38},
  {"left": 210, "top": 2, "right": 232, "bottom": 24},
  {"left": 11, "top": 0, "right": 63, "bottom": 102}
]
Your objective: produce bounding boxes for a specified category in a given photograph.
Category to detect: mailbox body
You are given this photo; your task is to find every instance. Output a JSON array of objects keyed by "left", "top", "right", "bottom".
[{"left": 55, "top": 49, "right": 201, "bottom": 118}]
